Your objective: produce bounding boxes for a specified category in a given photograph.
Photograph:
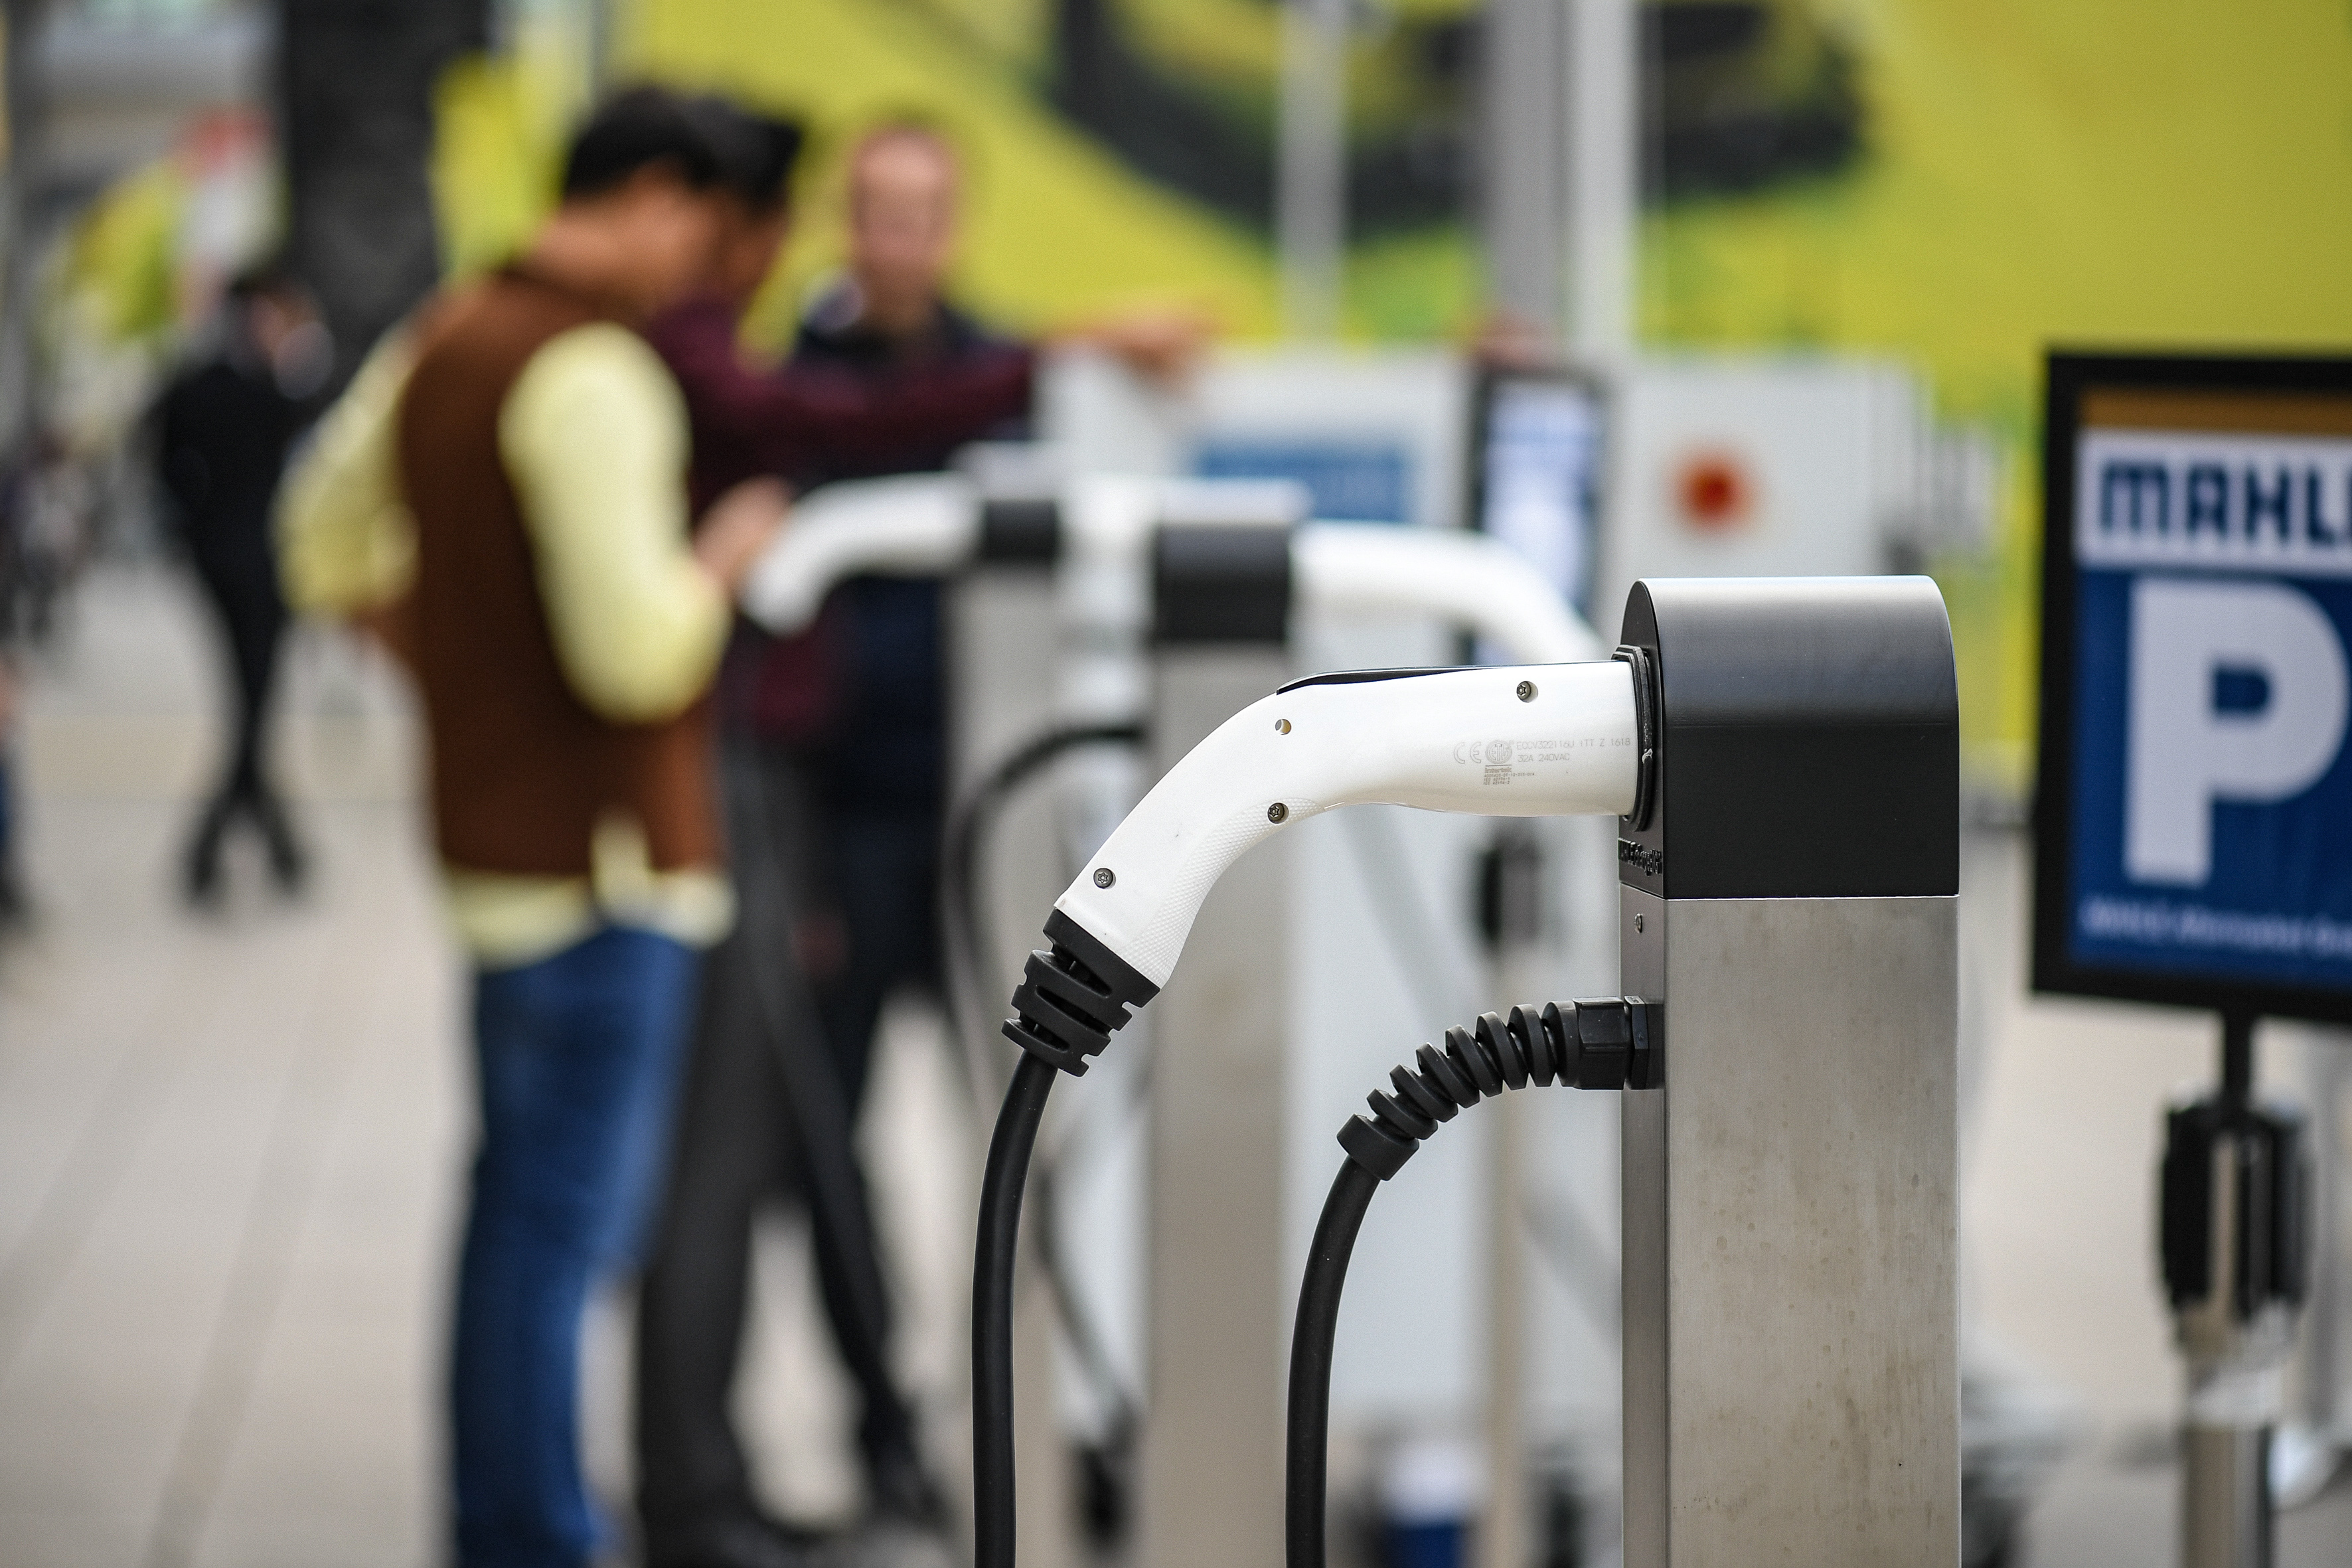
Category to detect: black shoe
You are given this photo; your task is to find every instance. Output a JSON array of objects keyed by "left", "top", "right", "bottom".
[
  {"left": 181, "top": 799, "right": 232, "bottom": 909},
  {"left": 181, "top": 843, "right": 225, "bottom": 909},
  {"left": 644, "top": 1512, "right": 828, "bottom": 1568},
  {"left": 256, "top": 794, "right": 308, "bottom": 894},
  {"left": 864, "top": 1444, "right": 948, "bottom": 1532},
  {"left": 0, "top": 864, "right": 31, "bottom": 935}
]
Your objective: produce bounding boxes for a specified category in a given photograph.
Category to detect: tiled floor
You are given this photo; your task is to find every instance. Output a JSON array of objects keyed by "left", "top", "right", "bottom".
[
  {"left": 0, "top": 566, "right": 978, "bottom": 1565},
  {"left": 1, "top": 566, "right": 454, "bottom": 1568},
  {"left": 2, "top": 562, "right": 2348, "bottom": 1565}
]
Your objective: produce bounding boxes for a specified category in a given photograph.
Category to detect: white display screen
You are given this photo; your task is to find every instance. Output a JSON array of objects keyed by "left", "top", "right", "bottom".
[{"left": 1477, "top": 376, "right": 1605, "bottom": 616}]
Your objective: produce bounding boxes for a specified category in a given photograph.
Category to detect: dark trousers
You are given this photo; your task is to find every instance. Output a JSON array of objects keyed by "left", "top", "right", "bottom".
[
  {"left": 183, "top": 543, "right": 297, "bottom": 882},
  {"left": 635, "top": 743, "right": 932, "bottom": 1538},
  {"left": 0, "top": 742, "right": 21, "bottom": 920},
  {"left": 451, "top": 926, "right": 701, "bottom": 1568}
]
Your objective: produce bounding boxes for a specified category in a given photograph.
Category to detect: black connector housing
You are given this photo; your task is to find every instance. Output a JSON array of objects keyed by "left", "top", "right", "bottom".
[
  {"left": 1152, "top": 522, "right": 1293, "bottom": 645},
  {"left": 977, "top": 497, "right": 1061, "bottom": 563},
  {"left": 1616, "top": 578, "right": 1958, "bottom": 901},
  {"left": 2159, "top": 1097, "right": 2310, "bottom": 1315}
]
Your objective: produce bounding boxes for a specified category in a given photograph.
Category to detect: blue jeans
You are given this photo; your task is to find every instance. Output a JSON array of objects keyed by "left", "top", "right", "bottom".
[{"left": 451, "top": 926, "right": 701, "bottom": 1568}]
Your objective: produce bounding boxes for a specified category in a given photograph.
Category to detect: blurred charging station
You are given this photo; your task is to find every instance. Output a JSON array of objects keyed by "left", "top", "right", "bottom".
[
  {"left": 2035, "top": 353, "right": 2352, "bottom": 1565},
  {"left": 1597, "top": 354, "right": 1988, "bottom": 609},
  {"left": 1009, "top": 343, "right": 1992, "bottom": 1565}
]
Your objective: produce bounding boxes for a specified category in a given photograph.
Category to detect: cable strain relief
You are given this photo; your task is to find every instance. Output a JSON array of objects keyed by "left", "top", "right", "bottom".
[
  {"left": 1002, "top": 1012, "right": 1099, "bottom": 1075},
  {"left": 1003, "top": 916, "right": 1160, "bottom": 1077},
  {"left": 1044, "top": 908, "right": 1160, "bottom": 1010},
  {"left": 1338, "top": 1115, "right": 1417, "bottom": 1181}
]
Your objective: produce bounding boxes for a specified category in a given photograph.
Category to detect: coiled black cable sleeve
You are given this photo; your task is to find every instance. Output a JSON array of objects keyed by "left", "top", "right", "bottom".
[
  {"left": 974, "top": 1053, "right": 1056, "bottom": 1568},
  {"left": 1287, "top": 998, "right": 1661, "bottom": 1568}
]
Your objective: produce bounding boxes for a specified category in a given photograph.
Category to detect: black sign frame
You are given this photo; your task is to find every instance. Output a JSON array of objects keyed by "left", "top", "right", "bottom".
[{"left": 2033, "top": 349, "right": 2352, "bottom": 1026}]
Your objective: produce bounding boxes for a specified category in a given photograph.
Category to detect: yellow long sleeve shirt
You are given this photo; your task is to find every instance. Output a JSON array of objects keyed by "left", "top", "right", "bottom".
[{"left": 279, "top": 321, "right": 734, "bottom": 968}]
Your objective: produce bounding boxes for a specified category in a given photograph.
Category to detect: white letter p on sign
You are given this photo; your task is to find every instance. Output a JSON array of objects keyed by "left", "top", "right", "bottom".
[{"left": 2127, "top": 578, "right": 2349, "bottom": 886}]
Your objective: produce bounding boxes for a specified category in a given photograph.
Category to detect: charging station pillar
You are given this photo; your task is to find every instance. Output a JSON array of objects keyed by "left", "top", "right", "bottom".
[
  {"left": 950, "top": 498, "right": 1073, "bottom": 1069},
  {"left": 1135, "top": 524, "right": 1296, "bottom": 1568},
  {"left": 1614, "top": 578, "right": 1961, "bottom": 1565},
  {"left": 948, "top": 498, "right": 1083, "bottom": 1568}
]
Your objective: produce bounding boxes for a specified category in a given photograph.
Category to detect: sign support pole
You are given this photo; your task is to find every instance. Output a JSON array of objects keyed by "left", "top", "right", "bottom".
[{"left": 2163, "top": 1014, "right": 2310, "bottom": 1568}]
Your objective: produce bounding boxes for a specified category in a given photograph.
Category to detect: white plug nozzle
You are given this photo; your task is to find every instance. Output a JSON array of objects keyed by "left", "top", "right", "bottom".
[
  {"left": 739, "top": 473, "right": 980, "bottom": 634},
  {"left": 1054, "top": 659, "right": 1638, "bottom": 991},
  {"left": 1293, "top": 524, "right": 1605, "bottom": 666}
]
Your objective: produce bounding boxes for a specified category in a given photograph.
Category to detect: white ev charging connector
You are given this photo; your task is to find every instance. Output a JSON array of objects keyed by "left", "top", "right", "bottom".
[
  {"left": 736, "top": 469, "right": 1599, "bottom": 667},
  {"left": 1028, "top": 661, "right": 1636, "bottom": 1015},
  {"left": 974, "top": 576, "right": 1962, "bottom": 1568},
  {"left": 738, "top": 472, "right": 980, "bottom": 633},
  {"left": 972, "top": 655, "right": 1651, "bottom": 1568}
]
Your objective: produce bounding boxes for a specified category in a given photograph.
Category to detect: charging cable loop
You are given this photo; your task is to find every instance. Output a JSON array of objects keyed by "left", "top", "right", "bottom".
[{"left": 1340, "top": 996, "right": 1666, "bottom": 1182}]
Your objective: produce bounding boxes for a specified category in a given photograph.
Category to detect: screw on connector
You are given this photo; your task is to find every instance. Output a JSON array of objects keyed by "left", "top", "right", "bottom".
[
  {"left": 1267, "top": 802, "right": 1289, "bottom": 823},
  {"left": 1093, "top": 867, "right": 1115, "bottom": 888},
  {"left": 1516, "top": 680, "right": 1537, "bottom": 702},
  {"left": 1275, "top": 718, "right": 1293, "bottom": 734}
]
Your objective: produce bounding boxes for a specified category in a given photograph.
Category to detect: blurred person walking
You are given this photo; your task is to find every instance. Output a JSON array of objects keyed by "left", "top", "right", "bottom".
[
  {"left": 153, "top": 268, "right": 331, "bottom": 903},
  {"left": 0, "top": 655, "right": 21, "bottom": 935},
  {"left": 277, "top": 88, "right": 787, "bottom": 1568}
]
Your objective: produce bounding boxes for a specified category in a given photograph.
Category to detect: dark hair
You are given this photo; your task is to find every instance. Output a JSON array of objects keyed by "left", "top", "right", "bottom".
[
  {"left": 560, "top": 86, "right": 737, "bottom": 200},
  {"left": 714, "top": 109, "right": 806, "bottom": 213},
  {"left": 225, "top": 262, "right": 305, "bottom": 305}
]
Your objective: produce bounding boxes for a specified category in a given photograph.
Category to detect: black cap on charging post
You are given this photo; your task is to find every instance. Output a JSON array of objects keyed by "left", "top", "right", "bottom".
[
  {"left": 1152, "top": 522, "right": 1293, "bottom": 645},
  {"left": 1616, "top": 577, "right": 1959, "bottom": 901},
  {"left": 977, "top": 497, "right": 1061, "bottom": 564}
]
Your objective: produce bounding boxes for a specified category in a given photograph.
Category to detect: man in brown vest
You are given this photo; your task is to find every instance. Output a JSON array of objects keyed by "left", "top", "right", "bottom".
[{"left": 278, "top": 90, "right": 787, "bottom": 1568}]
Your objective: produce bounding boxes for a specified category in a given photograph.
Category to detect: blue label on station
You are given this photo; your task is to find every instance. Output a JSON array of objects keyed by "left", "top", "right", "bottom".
[
  {"left": 2066, "top": 426, "right": 2352, "bottom": 990},
  {"left": 1195, "top": 439, "right": 1413, "bottom": 526}
]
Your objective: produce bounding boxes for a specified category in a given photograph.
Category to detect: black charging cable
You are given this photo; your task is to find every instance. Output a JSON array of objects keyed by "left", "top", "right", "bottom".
[
  {"left": 977, "top": 917, "right": 1158, "bottom": 1568},
  {"left": 974, "top": 1052, "right": 1056, "bottom": 1568},
  {"left": 1287, "top": 998, "right": 1661, "bottom": 1568},
  {"left": 943, "top": 724, "right": 1154, "bottom": 1559}
]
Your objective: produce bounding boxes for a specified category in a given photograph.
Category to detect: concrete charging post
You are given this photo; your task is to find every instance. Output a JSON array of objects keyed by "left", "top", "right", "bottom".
[
  {"left": 944, "top": 493, "right": 1084, "bottom": 1568},
  {"left": 1612, "top": 578, "right": 1962, "bottom": 1565}
]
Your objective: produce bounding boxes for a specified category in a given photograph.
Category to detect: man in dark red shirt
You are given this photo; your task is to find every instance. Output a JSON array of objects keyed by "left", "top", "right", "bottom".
[
  {"left": 633, "top": 110, "right": 973, "bottom": 1568},
  {"left": 633, "top": 107, "right": 1198, "bottom": 1568}
]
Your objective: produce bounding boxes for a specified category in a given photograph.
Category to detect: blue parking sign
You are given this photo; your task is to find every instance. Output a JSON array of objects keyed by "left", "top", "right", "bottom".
[{"left": 2035, "top": 355, "right": 2352, "bottom": 1022}]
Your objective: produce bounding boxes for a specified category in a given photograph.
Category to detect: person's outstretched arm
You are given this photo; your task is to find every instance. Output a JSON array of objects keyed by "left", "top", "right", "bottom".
[{"left": 653, "top": 301, "right": 1034, "bottom": 480}]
